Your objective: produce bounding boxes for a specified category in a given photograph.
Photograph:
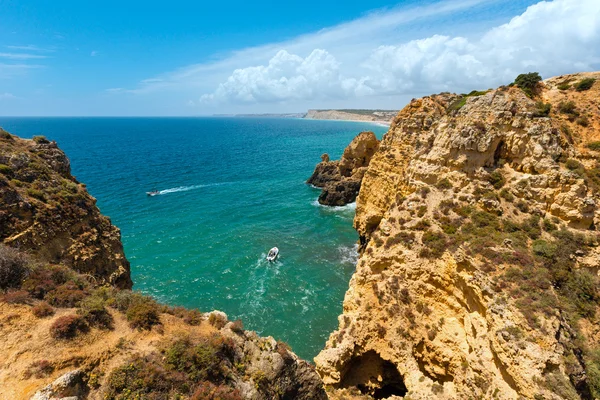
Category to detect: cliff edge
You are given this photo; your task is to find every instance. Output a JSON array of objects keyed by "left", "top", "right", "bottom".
[
  {"left": 316, "top": 72, "right": 600, "bottom": 399},
  {"left": 0, "top": 132, "right": 132, "bottom": 289}
]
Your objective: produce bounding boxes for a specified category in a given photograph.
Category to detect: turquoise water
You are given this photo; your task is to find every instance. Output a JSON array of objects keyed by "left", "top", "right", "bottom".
[{"left": 0, "top": 117, "right": 386, "bottom": 360}]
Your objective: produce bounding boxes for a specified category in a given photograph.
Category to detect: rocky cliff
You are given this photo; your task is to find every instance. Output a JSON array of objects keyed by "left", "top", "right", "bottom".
[
  {"left": 0, "top": 132, "right": 132, "bottom": 289},
  {"left": 316, "top": 72, "right": 600, "bottom": 399},
  {"left": 308, "top": 131, "right": 380, "bottom": 206},
  {"left": 0, "top": 132, "right": 325, "bottom": 399}
]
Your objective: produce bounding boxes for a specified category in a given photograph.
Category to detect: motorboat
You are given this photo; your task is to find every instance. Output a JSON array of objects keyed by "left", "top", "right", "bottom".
[
  {"left": 146, "top": 190, "right": 161, "bottom": 196},
  {"left": 266, "top": 247, "right": 279, "bottom": 262}
]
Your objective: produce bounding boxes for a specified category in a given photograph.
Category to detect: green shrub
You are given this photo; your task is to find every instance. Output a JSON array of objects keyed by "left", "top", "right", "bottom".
[
  {"left": 46, "top": 282, "right": 87, "bottom": 307},
  {"left": 385, "top": 231, "right": 416, "bottom": 249},
  {"left": 449, "top": 97, "right": 467, "bottom": 111},
  {"left": 1, "top": 289, "right": 31, "bottom": 304},
  {"left": 565, "top": 159, "right": 582, "bottom": 171},
  {"left": 164, "top": 337, "right": 221, "bottom": 381},
  {"left": 515, "top": 200, "right": 529, "bottom": 213},
  {"left": 513, "top": 72, "right": 542, "bottom": 97},
  {"left": 50, "top": 314, "right": 88, "bottom": 339},
  {"left": 106, "top": 354, "right": 178, "bottom": 398},
  {"left": 32, "top": 135, "right": 50, "bottom": 144},
  {"left": 557, "top": 83, "right": 571, "bottom": 90},
  {"left": 471, "top": 211, "right": 499, "bottom": 229},
  {"left": 170, "top": 306, "right": 203, "bottom": 325},
  {"left": 488, "top": 170, "right": 505, "bottom": 189},
  {"left": 32, "top": 301, "right": 55, "bottom": 318},
  {"left": 499, "top": 188, "right": 514, "bottom": 202},
  {"left": 0, "top": 245, "right": 30, "bottom": 290},
  {"left": 21, "top": 264, "right": 74, "bottom": 299},
  {"left": 587, "top": 142, "right": 600, "bottom": 151},
  {"left": 436, "top": 178, "right": 452, "bottom": 190},
  {"left": 542, "top": 218, "right": 557, "bottom": 232},
  {"left": 575, "top": 78, "right": 595, "bottom": 91},
  {"left": 26, "top": 188, "right": 46, "bottom": 202},
  {"left": 78, "top": 295, "right": 113, "bottom": 329},
  {"left": 125, "top": 295, "right": 161, "bottom": 330},
  {"left": 562, "top": 270, "right": 598, "bottom": 319},
  {"left": 558, "top": 101, "right": 578, "bottom": 115},
  {"left": 230, "top": 319, "right": 244, "bottom": 333},
  {"left": 586, "top": 348, "right": 600, "bottom": 399},
  {"left": 420, "top": 230, "right": 447, "bottom": 258},
  {"left": 0, "top": 129, "right": 12, "bottom": 140},
  {"left": 576, "top": 116, "right": 589, "bottom": 127},
  {"left": 522, "top": 215, "right": 542, "bottom": 239},
  {"left": 0, "top": 164, "right": 12, "bottom": 175},
  {"left": 191, "top": 381, "right": 242, "bottom": 400},
  {"left": 413, "top": 219, "right": 431, "bottom": 231},
  {"left": 24, "top": 360, "right": 54, "bottom": 379},
  {"left": 532, "top": 240, "right": 557, "bottom": 259},
  {"left": 533, "top": 101, "right": 551, "bottom": 117},
  {"left": 467, "top": 90, "right": 488, "bottom": 97}
]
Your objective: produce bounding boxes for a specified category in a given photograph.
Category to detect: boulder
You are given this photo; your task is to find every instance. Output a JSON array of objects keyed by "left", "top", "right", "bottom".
[{"left": 31, "top": 370, "right": 86, "bottom": 400}]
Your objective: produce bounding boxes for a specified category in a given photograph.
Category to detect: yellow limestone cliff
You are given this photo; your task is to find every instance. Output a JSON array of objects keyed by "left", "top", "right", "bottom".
[{"left": 316, "top": 72, "right": 600, "bottom": 399}]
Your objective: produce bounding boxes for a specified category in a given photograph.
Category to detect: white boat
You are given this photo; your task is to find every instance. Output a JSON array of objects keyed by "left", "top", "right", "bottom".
[
  {"left": 266, "top": 247, "right": 279, "bottom": 262},
  {"left": 146, "top": 190, "right": 160, "bottom": 196}
]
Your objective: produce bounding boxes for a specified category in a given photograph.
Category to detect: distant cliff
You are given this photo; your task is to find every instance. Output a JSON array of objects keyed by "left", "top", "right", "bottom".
[
  {"left": 316, "top": 72, "right": 600, "bottom": 399},
  {"left": 305, "top": 109, "right": 396, "bottom": 124}
]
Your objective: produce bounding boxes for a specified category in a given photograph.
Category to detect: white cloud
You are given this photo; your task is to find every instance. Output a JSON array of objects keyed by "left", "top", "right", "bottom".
[
  {"left": 0, "top": 52, "right": 48, "bottom": 60},
  {"left": 6, "top": 45, "right": 54, "bottom": 52},
  {"left": 198, "top": 0, "right": 600, "bottom": 103},
  {"left": 201, "top": 49, "right": 360, "bottom": 103},
  {"left": 104, "top": 0, "right": 599, "bottom": 113},
  {"left": 0, "top": 63, "right": 43, "bottom": 79},
  {"left": 358, "top": 0, "right": 600, "bottom": 94},
  {"left": 0, "top": 92, "right": 16, "bottom": 100},
  {"left": 118, "top": 0, "right": 492, "bottom": 97}
]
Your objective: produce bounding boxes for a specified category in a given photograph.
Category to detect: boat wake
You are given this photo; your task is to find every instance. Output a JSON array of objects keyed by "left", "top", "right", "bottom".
[{"left": 158, "top": 182, "right": 234, "bottom": 195}]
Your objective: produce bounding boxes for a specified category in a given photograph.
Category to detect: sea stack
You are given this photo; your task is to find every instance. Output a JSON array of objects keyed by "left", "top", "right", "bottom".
[{"left": 307, "top": 131, "right": 379, "bottom": 206}]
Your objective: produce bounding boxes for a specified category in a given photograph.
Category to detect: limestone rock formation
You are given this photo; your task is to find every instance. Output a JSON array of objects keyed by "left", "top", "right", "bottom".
[
  {"left": 316, "top": 72, "right": 600, "bottom": 399},
  {"left": 0, "top": 132, "right": 132, "bottom": 288},
  {"left": 308, "top": 131, "right": 379, "bottom": 206}
]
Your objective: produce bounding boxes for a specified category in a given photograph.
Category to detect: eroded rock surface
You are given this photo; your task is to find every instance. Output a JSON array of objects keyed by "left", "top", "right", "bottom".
[
  {"left": 0, "top": 132, "right": 132, "bottom": 288},
  {"left": 317, "top": 73, "right": 600, "bottom": 399}
]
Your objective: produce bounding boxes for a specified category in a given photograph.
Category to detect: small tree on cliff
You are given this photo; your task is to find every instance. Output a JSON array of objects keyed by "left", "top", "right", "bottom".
[{"left": 512, "top": 72, "right": 542, "bottom": 97}]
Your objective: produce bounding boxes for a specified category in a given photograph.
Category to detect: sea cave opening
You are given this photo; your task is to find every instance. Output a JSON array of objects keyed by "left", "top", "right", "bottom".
[{"left": 339, "top": 350, "right": 408, "bottom": 399}]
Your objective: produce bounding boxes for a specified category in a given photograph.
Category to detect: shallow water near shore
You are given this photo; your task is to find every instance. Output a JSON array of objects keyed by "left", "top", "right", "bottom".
[{"left": 1, "top": 116, "right": 386, "bottom": 360}]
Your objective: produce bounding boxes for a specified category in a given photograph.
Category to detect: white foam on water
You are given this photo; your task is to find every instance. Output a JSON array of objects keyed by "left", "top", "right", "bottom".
[
  {"left": 311, "top": 199, "right": 357, "bottom": 211},
  {"left": 338, "top": 243, "right": 359, "bottom": 265}
]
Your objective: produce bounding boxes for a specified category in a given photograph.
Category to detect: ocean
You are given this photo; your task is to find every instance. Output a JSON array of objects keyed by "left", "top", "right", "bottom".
[{"left": 0, "top": 117, "right": 387, "bottom": 360}]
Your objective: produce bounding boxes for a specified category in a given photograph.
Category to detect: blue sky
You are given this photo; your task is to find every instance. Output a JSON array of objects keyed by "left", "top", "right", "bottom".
[{"left": 1, "top": 0, "right": 599, "bottom": 116}]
